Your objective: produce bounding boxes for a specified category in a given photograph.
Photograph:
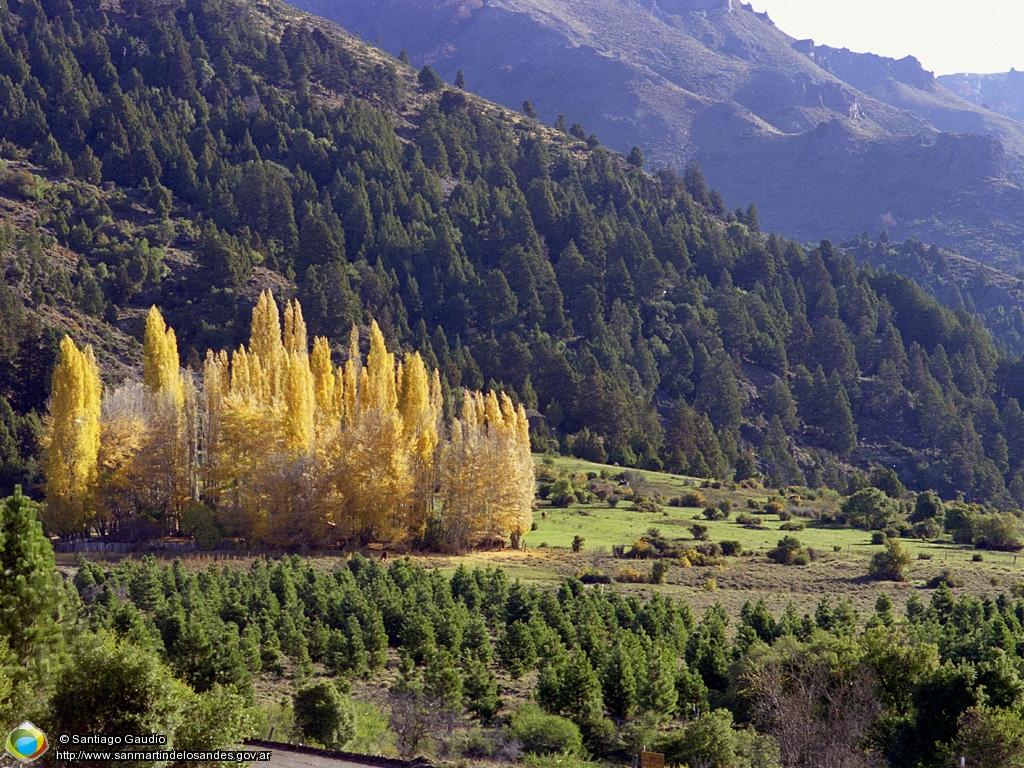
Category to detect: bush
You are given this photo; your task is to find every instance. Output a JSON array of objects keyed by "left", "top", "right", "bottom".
[
  {"left": 659, "top": 709, "right": 778, "bottom": 768},
  {"left": 571, "top": 535, "right": 585, "bottom": 553},
  {"left": 694, "top": 542, "right": 722, "bottom": 557},
  {"left": 635, "top": 497, "right": 662, "bottom": 514},
  {"left": 577, "top": 569, "right": 612, "bottom": 585},
  {"left": 548, "top": 478, "right": 578, "bottom": 508},
  {"left": 736, "top": 513, "right": 763, "bottom": 528},
  {"left": 871, "top": 531, "right": 887, "bottom": 545},
  {"left": 868, "top": 539, "right": 913, "bottom": 582},
  {"left": 674, "top": 490, "right": 706, "bottom": 508},
  {"left": 651, "top": 560, "right": 669, "bottom": 584},
  {"left": 180, "top": 502, "right": 222, "bottom": 550},
  {"left": 627, "top": 539, "right": 656, "bottom": 559},
  {"left": 614, "top": 566, "right": 648, "bottom": 584},
  {"left": 767, "top": 536, "right": 813, "bottom": 566},
  {"left": 703, "top": 506, "right": 727, "bottom": 521},
  {"left": 689, "top": 523, "right": 710, "bottom": 541},
  {"left": 780, "top": 521, "right": 805, "bottom": 532},
  {"left": 293, "top": 680, "right": 355, "bottom": 748},
  {"left": 972, "top": 553, "right": 985, "bottom": 563},
  {"left": 777, "top": 508, "right": 793, "bottom": 522},
  {"left": 912, "top": 518, "right": 942, "bottom": 541},
  {"left": 927, "top": 569, "right": 962, "bottom": 589},
  {"left": 972, "top": 513, "right": 1024, "bottom": 552},
  {"left": 763, "top": 499, "right": 785, "bottom": 516},
  {"left": 720, "top": 540, "right": 743, "bottom": 556},
  {"left": 508, "top": 704, "right": 583, "bottom": 756}
]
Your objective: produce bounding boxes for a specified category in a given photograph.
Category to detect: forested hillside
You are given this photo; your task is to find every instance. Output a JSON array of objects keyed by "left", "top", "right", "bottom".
[{"left": 3, "top": 0, "right": 1024, "bottom": 507}]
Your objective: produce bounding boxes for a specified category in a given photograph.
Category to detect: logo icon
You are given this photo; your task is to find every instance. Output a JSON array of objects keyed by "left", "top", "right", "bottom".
[{"left": 5, "top": 722, "right": 48, "bottom": 763}]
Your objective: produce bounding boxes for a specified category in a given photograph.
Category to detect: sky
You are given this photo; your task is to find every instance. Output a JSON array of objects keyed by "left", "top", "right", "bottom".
[{"left": 748, "top": 1, "right": 1024, "bottom": 75}]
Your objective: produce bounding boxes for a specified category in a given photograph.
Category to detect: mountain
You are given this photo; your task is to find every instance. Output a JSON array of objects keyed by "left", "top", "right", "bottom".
[
  {"left": 289, "top": 0, "right": 1024, "bottom": 267},
  {"left": 7, "top": 0, "right": 1024, "bottom": 508},
  {"left": 940, "top": 70, "right": 1024, "bottom": 123}
]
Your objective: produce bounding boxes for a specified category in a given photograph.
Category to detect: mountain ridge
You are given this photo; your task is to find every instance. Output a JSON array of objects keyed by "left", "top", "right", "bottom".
[{"left": 289, "top": 0, "right": 1024, "bottom": 267}]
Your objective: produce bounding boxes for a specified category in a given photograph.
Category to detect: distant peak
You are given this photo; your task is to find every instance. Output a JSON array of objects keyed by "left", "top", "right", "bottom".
[{"left": 655, "top": 0, "right": 737, "bottom": 15}]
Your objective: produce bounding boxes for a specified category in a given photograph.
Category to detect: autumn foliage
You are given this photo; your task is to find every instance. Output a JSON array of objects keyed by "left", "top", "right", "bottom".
[{"left": 44, "top": 293, "right": 533, "bottom": 550}]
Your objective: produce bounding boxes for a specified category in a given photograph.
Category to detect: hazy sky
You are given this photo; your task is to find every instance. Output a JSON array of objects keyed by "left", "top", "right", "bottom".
[{"left": 748, "top": 1, "right": 1024, "bottom": 75}]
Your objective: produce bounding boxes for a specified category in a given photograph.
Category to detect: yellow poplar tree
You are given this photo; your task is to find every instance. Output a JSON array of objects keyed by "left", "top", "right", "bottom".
[
  {"left": 439, "top": 389, "right": 533, "bottom": 551},
  {"left": 44, "top": 336, "right": 101, "bottom": 534},
  {"left": 330, "top": 321, "right": 413, "bottom": 542},
  {"left": 398, "top": 352, "right": 440, "bottom": 536},
  {"left": 143, "top": 306, "right": 184, "bottom": 406},
  {"left": 139, "top": 305, "right": 190, "bottom": 530}
]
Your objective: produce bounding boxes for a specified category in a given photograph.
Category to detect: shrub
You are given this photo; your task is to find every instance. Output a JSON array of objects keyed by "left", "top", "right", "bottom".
[
  {"left": 972, "top": 513, "right": 1024, "bottom": 552},
  {"left": 777, "top": 508, "right": 793, "bottom": 522},
  {"left": 689, "top": 523, "right": 710, "bottom": 541},
  {"left": 614, "top": 566, "right": 648, "bottom": 584},
  {"left": 972, "top": 553, "right": 985, "bottom": 562},
  {"left": 927, "top": 570, "right": 962, "bottom": 589},
  {"left": 294, "top": 680, "right": 356, "bottom": 748},
  {"left": 508, "top": 704, "right": 583, "bottom": 756},
  {"left": 868, "top": 539, "right": 913, "bottom": 582},
  {"left": 659, "top": 709, "right": 777, "bottom": 768},
  {"left": 833, "top": 545, "right": 842, "bottom": 552},
  {"left": 912, "top": 518, "right": 942, "bottom": 540},
  {"left": 674, "top": 490, "right": 706, "bottom": 508},
  {"left": 736, "top": 513, "right": 762, "bottom": 528},
  {"left": 780, "top": 521, "right": 805, "bottom": 532},
  {"left": 767, "top": 536, "right": 811, "bottom": 566},
  {"left": 763, "top": 499, "right": 785, "bottom": 516},
  {"left": 577, "top": 569, "right": 612, "bottom": 585},
  {"left": 571, "top": 535, "right": 585, "bottom": 553},
  {"left": 694, "top": 542, "right": 722, "bottom": 557},
  {"left": 651, "top": 560, "right": 670, "bottom": 584},
  {"left": 548, "top": 478, "right": 578, "bottom": 508},
  {"left": 627, "top": 539, "right": 655, "bottom": 559},
  {"left": 180, "top": 502, "right": 222, "bottom": 550},
  {"left": 871, "top": 532, "right": 887, "bottom": 545},
  {"left": 720, "top": 540, "right": 743, "bottom": 556},
  {"left": 635, "top": 497, "right": 662, "bottom": 514},
  {"left": 703, "top": 506, "right": 726, "bottom": 521}
]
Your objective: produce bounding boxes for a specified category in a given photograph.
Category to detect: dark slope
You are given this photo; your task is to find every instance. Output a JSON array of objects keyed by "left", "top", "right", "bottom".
[{"left": 289, "top": 0, "right": 1024, "bottom": 267}]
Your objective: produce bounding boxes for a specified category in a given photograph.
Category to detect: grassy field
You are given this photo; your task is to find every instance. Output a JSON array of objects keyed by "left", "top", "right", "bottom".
[{"left": 434, "top": 454, "right": 1024, "bottom": 618}]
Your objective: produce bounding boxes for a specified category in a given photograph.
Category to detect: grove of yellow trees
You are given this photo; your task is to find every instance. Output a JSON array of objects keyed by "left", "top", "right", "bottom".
[{"left": 44, "top": 292, "right": 534, "bottom": 551}]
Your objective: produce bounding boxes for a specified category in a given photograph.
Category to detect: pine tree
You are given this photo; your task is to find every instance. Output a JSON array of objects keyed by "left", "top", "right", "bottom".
[
  {"left": 0, "top": 488, "right": 63, "bottom": 669},
  {"left": 463, "top": 658, "right": 500, "bottom": 724},
  {"left": 640, "top": 643, "right": 679, "bottom": 721},
  {"left": 602, "top": 640, "right": 640, "bottom": 721}
]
